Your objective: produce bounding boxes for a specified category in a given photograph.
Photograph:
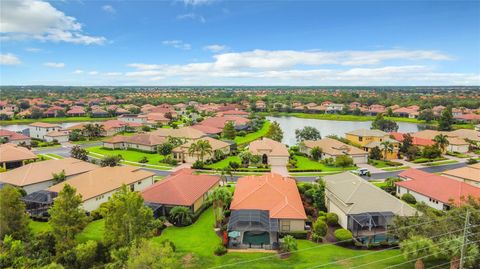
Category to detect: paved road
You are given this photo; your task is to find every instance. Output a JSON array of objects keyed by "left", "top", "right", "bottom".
[{"left": 33, "top": 144, "right": 470, "bottom": 182}]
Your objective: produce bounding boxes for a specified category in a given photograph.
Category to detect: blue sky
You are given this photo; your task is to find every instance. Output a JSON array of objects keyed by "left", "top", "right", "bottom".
[{"left": 0, "top": 0, "right": 479, "bottom": 86}]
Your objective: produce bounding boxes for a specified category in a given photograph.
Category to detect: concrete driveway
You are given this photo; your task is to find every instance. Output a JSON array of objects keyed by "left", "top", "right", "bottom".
[{"left": 271, "top": 165, "right": 289, "bottom": 177}]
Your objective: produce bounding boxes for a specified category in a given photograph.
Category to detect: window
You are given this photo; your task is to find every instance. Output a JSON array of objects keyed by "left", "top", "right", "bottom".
[{"left": 358, "top": 137, "right": 363, "bottom": 142}]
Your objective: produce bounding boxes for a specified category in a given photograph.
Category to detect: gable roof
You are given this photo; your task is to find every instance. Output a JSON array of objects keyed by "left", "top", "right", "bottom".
[
  {"left": 0, "top": 129, "right": 30, "bottom": 141},
  {"left": 0, "top": 158, "right": 97, "bottom": 187},
  {"left": 29, "top": 122, "right": 60, "bottom": 128},
  {"left": 324, "top": 172, "right": 416, "bottom": 216},
  {"left": 141, "top": 168, "right": 219, "bottom": 206},
  {"left": 230, "top": 173, "right": 307, "bottom": 220},
  {"left": 346, "top": 129, "right": 388, "bottom": 137},
  {"left": 49, "top": 165, "right": 154, "bottom": 201},
  {"left": 191, "top": 124, "right": 223, "bottom": 135},
  {"left": 448, "top": 129, "right": 480, "bottom": 142},
  {"left": 397, "top": 169, "right": 480, "bottom": 205},
  {"left": 443, "top": 164, "right": 480, "bottom": 184},
  {"left": 249, "top": 137, "right": 289, "bottom": 157},
  {"left": 199, "top": 116, "right": 250, "bottom": 129},
  {"left": 0, "top": 143, "right": 37, "bottom": 163},
  {"left": 302, "top": 138, "right": 367, "bottom": 156}
]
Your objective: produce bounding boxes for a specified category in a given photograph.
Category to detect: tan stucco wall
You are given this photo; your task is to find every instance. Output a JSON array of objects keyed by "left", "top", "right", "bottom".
[{"left": 279, "top": 219, "right": 305, "bottom": 232}]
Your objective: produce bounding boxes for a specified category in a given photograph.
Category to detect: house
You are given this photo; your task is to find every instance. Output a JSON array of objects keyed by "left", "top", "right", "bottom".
[
  {"left": 411, "top": 129, "right": 472, "bottom": 153},
  {"left": 91, "top": 108, "right": 109, "bottom": 118},
  {"left": 249, "top": 138, "right": 289, "bottom": 166},
  {"left": 393, "top": 107, "right": 419, "bottom": 118},
  {"left": 48, "top": 166, "right": 155, "bottom": 211},
  {"left": 44, "top": 130, "right": 70, "bottom": 143},
  {"left": 151, "top": 127, "right": 206, "bottom": 140},
  {"left": 0, "top": 158, "right": 97, "bottom": 194},
  {"left": 172, "top": 137, "right": 230, "bottom": 163},
  {"left": 102, "top": 120, "right": 142, "bottom": 136},
  {"left": 442, "top": 163, "right": 480, "bottom": 187},
  {"left": 0, "top": 129, "right": 31, "bottom": 145},
  {"left": 66, "top": 106, "right": 86, "bottom": 117},
  {"left": 325, "top": 103, "right": 345, "bottom": 114},
  {"left": 118, "top": 114, "right": 148, "bottom": 125},
  {"left": 346, "top": 129, "right": 400, "bottom": 160},
  {"left": 43, "top": 106, "right": 65, "bottom": 117},
  {"left": 191, "top": 124, "right": 223, "bottom": 136},
  {"left": 28, "top": 122, "right": 62, "bottom": 140},
  {"left": 299, "top": 137, "right": 368, "bottom": 164},
  {"left": 199, "top": 116, "right": 250, "bottom": 131},
  {"left": 0, "top": 143, "right": 37, "bottom": 170},
  {"left": 228, "top": 173, "right": 307, "bottom": 249},
  {"left": 141, "top": 168, "right": 219, "bottom": 217},
  {"left": 142, "top": 113, "right": 171, "bottom": 125},
  {"left": 324, "top": 172, "right": 416, "bottom": 239},
  {"left": 217, "top": 110, "right": 249, "bottom": 118},
  {"left": 397, "top": 169, "right": 480, "bottom": 210},
  {"left": 367, "top": 104, "right": 386, "bottom": 116},
  {"left": 448, "top": 129, "right": 480, "bottom": 143},
  {"left": 103, "top": 133, "right": 166, "bottom": 152},
  {"left": 389, "top": 132, "right": 435, "bottom": 149}
]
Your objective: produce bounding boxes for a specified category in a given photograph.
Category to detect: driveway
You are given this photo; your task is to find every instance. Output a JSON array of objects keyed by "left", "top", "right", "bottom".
[{"left": 271, "top": 165, "right": 289, "bottom": 177}]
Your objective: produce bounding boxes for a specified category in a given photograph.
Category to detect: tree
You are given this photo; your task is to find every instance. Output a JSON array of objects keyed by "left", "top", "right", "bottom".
[
  {"left": 127, "top": 240, "right": 177, "bottom": 269},
  {"left": 83, "top": 123, "right": 105, "bottom": 139},
  {"left": 74, "top": 241, "right": 98, "bottom": 269},
  {"left": 433, "top": 134, "right": 449, "bottom": 153},
  {"left": 238, "top": 151, "right": 253, "bottom": 167},
  {"left": 167, "top": 136, "right": 184, "bottom": 147},
  {"left": 438, "top": 107, "right": 454, "bottom": 131},
  {"left": 310, "top": 146, "right": 323, "bottom": 161},
  {"left": 335, "top": 155, "right": 354, "bottom": 169},
  {"left": 52, "top": 170, "right": 66, "bottom": 184},
  {"left": 70, "top": 145, "right": 89, "bottom": 161},
  {"left": 369, "top": 146, "right": 382, "bottom": 160},
  {"left": 400, "top": 133, "right": 413, "bottom": 154},
  {"left": 422, "top": 145, "right": 442, "bottom": 159},
  {"left": 100, "top": 155, "right": 122, "bottom": 167},
  {"left": 0, "top": 185, "right": 30, "bottom": 240},
  {"left": 312, "top": 218, "right": 328, "bottom": 242},
  {"left": 380, "top": 141, "right": 395, "bottom": 160},
  {"left": 280, "top": 235, "right": 298, "bottom": 253},
  {"left": 104, "top": 185, "right": 157, "bottom": 249},
  {"left": 69, "top": 130, "right": 83, "bottom": 141},
  {"left": 418, "top": 109, "right": 434, "bottom": 123},
  {"left": 187, "top": 139, "right": 212, "bottom": 162},
  {"left": 169, "top": 206, "right": 194, "bottom": 226},
  {"left": 371, "top": 114, "right": 399, "bottom": 132},
  {"left": 48, "top": 184, "right": 88, "bottom": 259},
  {"left": 439, "top": 236, "right": 478, "bottom": 269},
  {"left": 157, "top": 142, "right": 173, "bottom": 157},
  {"left": 210, "top": 187, "right": 232, "bottom": 228},
  {"left": 382, "top": 177, "right": 402, "bottom": 195},
  {"left": 266, "top": 121, "right": 283, "bottom": 142},
  {"left": 400, "top": 236, "right": 438, "bottom": 269},
  {"left": 222, "top": 121, "right": 236, "bottom": 139},
  {"left": 295, "top": 126, "right": 321, "bottom": 142}
]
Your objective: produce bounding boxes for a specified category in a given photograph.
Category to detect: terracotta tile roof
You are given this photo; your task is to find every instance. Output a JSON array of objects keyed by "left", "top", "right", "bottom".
[
  {"left": 411, "top": 130, "right": 445, "bottom": 140},
  {"left": 67, "top": 107, "right": 85, "bottom": 114},
  {"left": 249, "top": 137, "right": 289, "bottom": 156},
  {"left": 303, "top": 137, "right": 367, "bottom": 156},
  {"left": 0, "top": 158, "right": 97, "bottom": 187},
  {"left": 191, "top": 124, "right": 223, "bottom": 134},
  {"left": 0, "top": 129, "right": 30, "bottom": 141},
  {"left": 151, "top": 127, "right": 206, "bottom": 139},
  {"left": 199, "top": 116, "right": 250, "bottom": 129},
  {"left": 397, "top": 169, "right": 480, "bottom": 205},
  {"left": 218, "top": 110, "right": 248, "bottom": 116},
  {"left": 29, "top": 122, "right": 60, "bottom": 128},
  {"left": 449, "top": 129, "right": 480, "bottom": 142},
  {"left": 0, "top": 143, "right": 36, "bottom": 163},
  {"left": 46, "top": 130, "right": 69, "bottom": 137},
  {"left": 49, "top": 166, "right": 154, "bottom": 201},
  {"left": 390, "top": 132, "right": 435, "bottom": 146},
  {"left": 443, "top": 165, "right": 480, "bottom": 183},
  {"left": 346, "top": 129, "right": 388, "bottom": 137},
  {"left": 141, "top": 168, "right": 219, "bottom": 206},
  {"left": 447, "top": 137, "right": 469, "bottom": 145},
  {"left": 230, "top": 173, "right": 307, "bottom": 219}
]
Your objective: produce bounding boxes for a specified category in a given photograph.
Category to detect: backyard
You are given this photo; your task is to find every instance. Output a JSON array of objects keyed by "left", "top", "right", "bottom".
[
  {"left": 234, "top": 121, "right": 271, "bottom": 145},
  {"left": 86, "top": 146, "right": 169, "bottom": 165},
  {"left": 289, "top": 155, "right": 356, "bottom": 172}
]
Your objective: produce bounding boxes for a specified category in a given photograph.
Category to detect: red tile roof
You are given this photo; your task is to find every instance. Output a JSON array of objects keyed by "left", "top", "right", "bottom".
[
  {"left": 396, "top": 169, "right": 480, "bottom": 205},
  {"left": 390, "top": 132, "right": 435, "bottom": 146},
  {"left": 0, "top": 129, "right": 30, "bottom": 141},
  {"left": 230, "top": 173, "right": 307, "bottom": 219},
  {"left": 191, "top": 124, "right": 223, "bottom": 134},
  {"left": 199, "top": 116, "right": 249, "bottom": 129},
  {"left": 141, "top": 169, "right": 219, "bottom": 206}
]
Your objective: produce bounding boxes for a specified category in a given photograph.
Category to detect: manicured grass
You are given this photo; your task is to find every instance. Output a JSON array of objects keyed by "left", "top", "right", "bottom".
[
  {"left": 234, "top": 121, "right": 271, "bottom": 145},
  {"left": 37, "top": 154, "right": 55, "bottom": 161},
  {"left": 29, "top": 221, "right": 51, "bottom": 234},
  {"left": 206, "top": 156, "right": 241, "bottom": 169},
  {"left": 290, "top": 171, "right": 343, "bottom": 177},
  {"left": 44, "top": 153, "right": 64, "bottom": 159},
  {"left": 76, "top": 219, "right": 105, "bottom": 242},
  {"left": 422, "top": 160, "right": 458, "bottom": 166},
  {"left": 86, "top": 146, "right": 170, "bottom": 165},
  {"left": 382, "top": 166, "right": 410, "bottom": 171},
  {"left": 290, "top": 155, "right": 356, "bottom": 172},
  {"left": 0, "top": 116, "right": 115, "bottom": 126},
  {"left": 368, "top": 159, "right": 402, "bottom": 168},
  {"left": 371, "top": 181, "right": 388, "bottom": 188}
]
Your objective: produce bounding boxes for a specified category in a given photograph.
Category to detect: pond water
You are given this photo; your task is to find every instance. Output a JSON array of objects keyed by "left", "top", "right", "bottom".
[
  {"left": 266, "top": 116, "right": 426, "bottom": 146},
  {"left": 0, "top": 122, "right": 90, "bottom": 132}
]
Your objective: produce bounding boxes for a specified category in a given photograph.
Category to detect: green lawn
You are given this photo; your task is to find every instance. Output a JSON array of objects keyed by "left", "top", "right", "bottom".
[
  {"left": 206, "top": 156, "right": 241, "bottom": 169},
  {"left": 234, "top": 121, "right": 271, "bottom": 145},
  {"left": 86, "top": 146, "right": 170, "bottom": 166},
  {"left": 29, "top": 221, "right": 51, "bottom": 234},
  {"left": 422, "top": 160, "right": 458, "bottom": 166},
  {"left": 0, "top": 116, "right": 114, "bottom": 126},
  {"left": 382, "top": 166, "right": 409, "bottom": 171},
  {"left": 77, "top": 219, "right": 105, "bottom": 242},
  {"left": 290, "top": 155, "right": 356, "bottom": 172}
]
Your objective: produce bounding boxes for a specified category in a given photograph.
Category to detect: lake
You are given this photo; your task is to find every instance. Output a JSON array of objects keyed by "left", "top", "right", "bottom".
[
  {"left": 266, "top": 116, "right": 425, "bottom": 146},
  {"left": 0, "top": 122, "right": 88, "bottom": 132}
]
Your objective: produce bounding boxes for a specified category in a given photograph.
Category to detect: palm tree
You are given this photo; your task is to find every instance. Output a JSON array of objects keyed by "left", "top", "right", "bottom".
[
  {"left": 439, "top": 236, "right": 478, "bottom": 269},
  {"left": 210, "top": 187, "right": 232, "bottom": 228},
  {"left": 83, "top": 123, "right": 105, "bottom": 139},
  {"left": 168, "top": 206, "right": 193, "bottom": 226},
  {"left": 433, "top": 134, "right": 449, "bottom": 153},
  {"left": 400, "top": 236, "right": 438, "bottom": 269},
  {"left": 188, "top": 139, "right": 213, "bottom": 162},
  {"left": 380, "top": 141, "right": 394, "bottom": 161}
]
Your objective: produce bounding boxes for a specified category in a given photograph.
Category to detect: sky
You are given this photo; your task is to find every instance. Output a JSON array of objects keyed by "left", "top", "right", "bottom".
[{"left": 0, "top": 0, "right": 479, "bottom": 86}]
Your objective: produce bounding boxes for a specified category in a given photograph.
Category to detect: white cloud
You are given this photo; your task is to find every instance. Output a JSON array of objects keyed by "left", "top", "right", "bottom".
[
  {"left": 73, "top": 69, "right": 84, "bottom": 74},
  {"left": 177, "top": 13, "right": 206, "bottom": 23},
  {"left": 204, "top": 44, "right": 227, "bottom": 52},
  {"left": 88, "top": 71, "right": 99, "bottom": 75},
  {"left": 102, "top": 5, "right": 116, "bottom": 14},
  {"left": 25, "top": 47, "right": 42, "bottom": 53},
  {"left": 44, "top": 62, "right": 65, "bottom": 68},
  {"left": 0, "top": 53, "right": 21, "bottom": 65},
  {"left": 182, "top": 0, "right": 216, "bottom": 6},
  {"left": 162, "top": 40, "right": 191, "bottom": 50},
  {"left": 0, "top": 0, "right": 106, "bottom": 45},
  {"left": 104, "top": 72, "right": 122, "bottom": 76}
]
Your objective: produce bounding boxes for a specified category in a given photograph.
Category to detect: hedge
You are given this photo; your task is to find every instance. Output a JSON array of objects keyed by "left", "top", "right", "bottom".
[
  {"left": 279, "top": 231, "right": 308, "bottom": 240},
  {"left": 334, "top": 228, "right": 353, "bottom": 242}
]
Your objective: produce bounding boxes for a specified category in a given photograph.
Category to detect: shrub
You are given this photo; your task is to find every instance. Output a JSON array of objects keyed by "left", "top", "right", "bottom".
[
  {"left": 334, "top": 228, "right": 353, "bottom": 242},
  {"left": 401, "top": 193, "right": 417, "bottom": 204},
  {"left": 138, "top": 156, "right": 148, "bottom": 163},
  {"left": 237, "top": 131, "right": 247, "bottom": 137},
  {"left": 312, "top": 218, "right": 328, "bottom": 238},
  {"left": 326, "top": 213, "right": 339, "bottom": 226},
  {"left": 279, "top": 231, "right": 308, "bottom": 239},
  {"left": 191, "top": 160, "right": 205, "bottom": 169},
  {"left": 280, "top": 235, "right": 298, "bottom": 253},
  {"left": 467, "top": 158, "right": 479, "bottom": 165},
  {"left": 214, "top": 245, "right": 227, "bottom": 256}
]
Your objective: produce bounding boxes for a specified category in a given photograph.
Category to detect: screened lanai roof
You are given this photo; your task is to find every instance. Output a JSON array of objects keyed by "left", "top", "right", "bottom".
[
  {"left": 228, "top": 210, "right": 279, "bottom": 232},
  {"left": 350, "top": 211, "right": 395, "bottom": 229},
  {"left": 22, "top": 190, "right": 57, "bottom": 205}
]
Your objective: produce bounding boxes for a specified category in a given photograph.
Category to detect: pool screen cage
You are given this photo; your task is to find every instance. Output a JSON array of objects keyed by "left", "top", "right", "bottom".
[
  {"left": 348, "top": 211, "right": 395, "bottom": 237},
  {"left": 228, "top": 210, "right": 279, "bottom": 232},
  {"left": 22, "top": 190, "right": 58, "bottom": 217}
]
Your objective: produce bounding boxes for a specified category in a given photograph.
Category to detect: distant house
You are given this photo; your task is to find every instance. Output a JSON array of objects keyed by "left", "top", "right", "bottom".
[
  {"left": 49, "top": 166, "right": 155, "bottom": 211},
  {"left": 151, "top": 127, "right": 206, "bottom": 141},
  {"left": 91, "top": 108, "right": 109, "bottom": 118},
  {"left": 300, "top": 137, "right": 368, "bottom": 164},
  {"left": 228, "top": 173, "right": 307, "bottom": 249},
  {"left": 103, "top": 133, "right": 166, "bottom": 152},
  {"left": 118, "top": 114, "right": 148, "bottom": 124},
  {"left": 44, "top": 130, "right": 70, "bottom": 143},
  {"left": 397, "top": 169, "right": 480, "bottom": 210},
  {"left": 43, "top": 106, "right": 65, "bottom": 117},
  {"left": 191, "top": 124, "right": 223, "bottom": 136},
  {"left": 324, "top": 172, "right": 416, "bottom": 239},
  {"left": 142, "top": 168, "right": 219, "bottom": 217},
  {"left": 0, "top": 129, "right": 31, "bottom": 145},
  {"left": 0, "top": 143, "right": 37, "bottom": 170},
  {"left": 393, "top": 107, "right": 419, "bottom": 118},
  {"left": 346, "top": 129, "right": 400, "bottom": 160},
  {"left": 28, "top": 122, "right": 62, "bottom": 141},
  {"left": 367, "top": 104, "right": 386, "bottom": 116},
  {"left": 199, "top": 116, "right": 250, "bottom": 131},
  {"left": 67, "top": 106, "right": 86, "bottom": 117},
  {"left": 442, "top": 163, "right": 480, "bottom": 187},
  {"left": 217, "top": 110, "right": 249, "bottom": 118},
  {"left": 410, "top": 130, "right": 470, "bottom": 153},
  {"left": 249, "top": 138, "right": 289, "bottom": 166},
  {"left": 0, "top": 158, "right": 97, "bottom": 194},
  {"left": 173, "top": 137, "right": 230, "bottom": 163},
  {"left": 389, "top": 132, "right": 435, "bottom": 149},
  {"left": 325, "top": 103, "right": 345, "bottom": 114}
]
